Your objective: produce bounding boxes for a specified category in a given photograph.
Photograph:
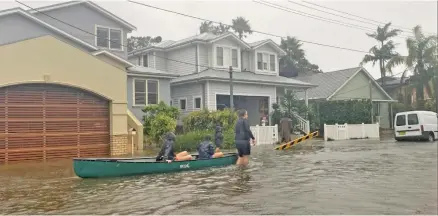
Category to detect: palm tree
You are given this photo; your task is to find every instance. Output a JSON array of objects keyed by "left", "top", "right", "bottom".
[
  {"left": 279, "top": 36, "right": 321, "bottom": 77},
  {"left": 213, "top": 23, "right": 230, "bottom": 35},
  {"left": 361, "top": 22, "right": 401, "bottom": 86},
  {"left": 231, "top": 16, "right": 252, "bottom": 39},
  {"left": 199, "top": 21, "right": 214, "bottom": 34},
  {"left": 386, "top": 25, "right": 438, "bottom": 109}
]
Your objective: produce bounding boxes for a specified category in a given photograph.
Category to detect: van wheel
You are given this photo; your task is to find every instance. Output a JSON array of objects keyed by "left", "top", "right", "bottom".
[{"left": 428, "top": 133, "right": 435, "bottom": 142}]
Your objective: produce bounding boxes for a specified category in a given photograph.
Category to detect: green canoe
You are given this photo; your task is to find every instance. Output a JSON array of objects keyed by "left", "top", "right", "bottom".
[{"left": 73, "top": 153, "right": 238, "bottom": 178}]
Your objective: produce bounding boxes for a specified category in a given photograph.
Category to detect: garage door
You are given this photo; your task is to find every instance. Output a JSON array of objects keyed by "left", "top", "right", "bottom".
[{"left": 0, "top": 84, "right": 110, "bottom": 163}]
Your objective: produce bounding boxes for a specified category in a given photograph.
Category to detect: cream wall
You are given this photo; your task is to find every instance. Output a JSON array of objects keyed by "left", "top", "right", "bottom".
[{"left": 0, "top": 35, "right": 128, "bottom": 135}]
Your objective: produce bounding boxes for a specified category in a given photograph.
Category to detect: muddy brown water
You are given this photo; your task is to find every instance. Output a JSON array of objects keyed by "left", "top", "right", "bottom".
[{"left": 0, "top": 139, "right": 437, "bottom": 215}]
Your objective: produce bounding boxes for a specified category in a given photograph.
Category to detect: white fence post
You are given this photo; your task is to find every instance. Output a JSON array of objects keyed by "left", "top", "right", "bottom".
[
  {"left": 361, "top": 123, "right": 365, "bottom": 138},
  {"left": 274, "top": 124, "right": 278, "bottom": 143},
  {"left": 376, "top": 122, "right": 380, "bottom": 138},
  {"left": 256, "top": 124, "right": 260, "bottom": 144},
  {"left": 324, "top": 123, "right": 327, "bottom": 141},
  {"left": 344, "top": 123, "right": 349, "bottom": 140},
  {"left": 335, "top": 123, "right": 338, "bottom": 140}
]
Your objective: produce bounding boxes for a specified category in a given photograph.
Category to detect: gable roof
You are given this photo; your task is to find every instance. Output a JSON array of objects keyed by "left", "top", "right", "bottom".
[
  {"left": 248, "top": 39, "right": 287, "bottom": 56},
  {"left": 171, "top": 69, "right": 315, "bottom": 87},
  {"left": 28, "top": 1, "right": 136, "bottom": 31},
  {"left": 92, "top": 50, "right": 134, "bottom": 67},
  {"left": 129, "top": 32, "right": 252, "bottom": 56},
  {"left": 294, "top": 67, "right": 394, "bottom": 101},
  {"left": 0, "top": 7, "right": 97, "bottom": 51}
]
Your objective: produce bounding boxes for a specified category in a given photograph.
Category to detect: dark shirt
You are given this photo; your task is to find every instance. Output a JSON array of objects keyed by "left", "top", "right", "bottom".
[
  {"left": 214, "top": 125, "right": 224, "bottom": 148},
  {"left": 234, "top": 118, "right": 255, "bottom": 143},
  {"left": 197, "top": 140, "right": 215, "bottom": 159},
  {"left": 156, "top": 133, "right": 176, "bottom": 161}
]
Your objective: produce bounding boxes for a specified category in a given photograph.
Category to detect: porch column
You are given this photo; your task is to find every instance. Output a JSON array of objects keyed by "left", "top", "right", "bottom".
[{"left": 304, "top": 89, "right": 309, "bottom": 107}]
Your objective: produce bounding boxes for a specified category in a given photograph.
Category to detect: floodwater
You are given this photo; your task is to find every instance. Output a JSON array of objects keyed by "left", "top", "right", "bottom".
[{"left": 1, "top": 139, "right": 437, "bottom": 215}]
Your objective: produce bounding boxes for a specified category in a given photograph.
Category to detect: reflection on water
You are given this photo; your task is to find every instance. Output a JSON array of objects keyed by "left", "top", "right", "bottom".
[{"left": 1, "top": 140, "right": 437, "bottom": 215}]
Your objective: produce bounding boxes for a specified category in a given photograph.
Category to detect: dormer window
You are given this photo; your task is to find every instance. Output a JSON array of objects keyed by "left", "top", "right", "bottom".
[
  {"left": 95, "top": 25, "right": 123, "bottom": 51},
  {"left": 215, "top": 45, "right": 240, "bottom": 70},
  {"left": 256, "top": 52, "right": 277, "bottom": 73}
]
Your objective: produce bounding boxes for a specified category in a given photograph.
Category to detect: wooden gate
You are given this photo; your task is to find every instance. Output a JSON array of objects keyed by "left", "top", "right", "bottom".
[{"left": 0, "top": 83, "right": 110, "bottom": 164}]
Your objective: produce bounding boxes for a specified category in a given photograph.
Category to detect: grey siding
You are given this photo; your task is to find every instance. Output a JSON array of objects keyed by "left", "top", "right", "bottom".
[
  {"left": 199, "top": 44, "right": 209, "bottom": 71},
  {"left": 154, "top": 51, "right": 167, "bottom": 71},
  {"left": 34, "top": 3, "right": 130, "bottom": 59},
  {"left": 167, "top": 46, "right": 196, "bottom": 75},
  {"left": 256, "top": 44, "right": 277, "bottom": 53},
  {"left": 0, "top": 13, "right": 92, "bottom": 51},
  {"left": 214, "top": 37, "right": 240, "bottom": 47},
  {"left": 242, "top": 50, "right": 250, "bottom": 71},
  {"left": 170, "top": 83, "right": 203, "bottom": 124},
  {"left": 128, "top": 55, "right": 140, "bottom": 65},
  {"left": 127, "top": 75, "right": 171, "bottom": 122}
]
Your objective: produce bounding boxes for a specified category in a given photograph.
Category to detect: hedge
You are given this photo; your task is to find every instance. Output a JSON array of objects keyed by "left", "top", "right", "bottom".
[{"left": 182, "top": 109, "right": 237, "bottom": 132}]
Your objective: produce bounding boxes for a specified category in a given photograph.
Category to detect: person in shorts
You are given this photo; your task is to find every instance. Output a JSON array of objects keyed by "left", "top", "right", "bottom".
[{"left": 234, "top": 109, "right": 256, "bottom": 166}]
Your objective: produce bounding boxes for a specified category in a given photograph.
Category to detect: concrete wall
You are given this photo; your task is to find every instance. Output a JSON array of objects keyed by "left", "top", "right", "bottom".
[{"left": 0, "top": 36, "right": 128, "bottom": 154}]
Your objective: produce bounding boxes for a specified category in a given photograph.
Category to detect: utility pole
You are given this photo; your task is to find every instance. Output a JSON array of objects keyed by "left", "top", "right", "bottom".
[
  {"left": 229, "top": 66, "right": 234, "bottom": 111},
  {"left": 369, "top": 80, "right": 374, "bottom": 124},
  {"left": 435, "top": 75, "right": 438, "bottom": 113}
]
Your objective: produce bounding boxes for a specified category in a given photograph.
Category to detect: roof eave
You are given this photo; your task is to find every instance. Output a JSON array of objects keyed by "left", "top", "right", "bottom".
[
  {"left": 171, "top": 76, "right": 316, "bottom": 88},
  {"left": 92, "top": 50, "right": 134, "bottom": 67}
]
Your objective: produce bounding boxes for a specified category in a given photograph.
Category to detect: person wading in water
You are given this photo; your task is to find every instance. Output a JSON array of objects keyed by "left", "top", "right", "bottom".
[{"left": 234, "top": 109, "right": 256, "bottom": 166}]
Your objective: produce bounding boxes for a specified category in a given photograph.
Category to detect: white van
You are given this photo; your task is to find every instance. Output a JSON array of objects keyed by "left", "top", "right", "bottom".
[{"left": 394, "top": 111, "right": 438, "bottom": 142}]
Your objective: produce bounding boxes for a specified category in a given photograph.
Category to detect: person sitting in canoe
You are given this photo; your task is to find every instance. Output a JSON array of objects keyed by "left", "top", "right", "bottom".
[
  {"left": 197, "top": 135, "right": 224, "bottom": 160},
  {"left": 214, "top": 124, "right": 224, "bottom": 154},
  {"left": 156, "top": 132, "right": 193, "bottom": 163}
]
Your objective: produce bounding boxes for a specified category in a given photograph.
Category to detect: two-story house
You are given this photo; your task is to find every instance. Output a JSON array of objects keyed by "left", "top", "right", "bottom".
[
  {"left": 0, "top": 1, "right": 142, "bottom": 163},
  {"left": 128, "top": 32, "right": 316, "bottom": 126}
]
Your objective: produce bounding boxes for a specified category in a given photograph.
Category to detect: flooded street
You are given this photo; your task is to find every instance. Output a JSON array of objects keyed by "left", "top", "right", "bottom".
[{"left": 1, "top": 139, "right": 437, "bottom": 215}]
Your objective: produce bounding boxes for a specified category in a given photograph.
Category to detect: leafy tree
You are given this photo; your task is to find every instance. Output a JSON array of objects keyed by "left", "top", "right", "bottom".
[
  {"left": 386, "top": 25, "right": 437, "bottom": 109},
  {"left": 142, "top": 101, "right": 179, "bottom": 145},
  {"left": 361, "top": 22, "right": 401, "bottom": 85},
  {"left": 127, "top": 36, "right": 162, "bottom": 52},
  {"left": 231, "top": 16, "right": 252, "bottom": 39},
  {"left": 279, "top": 36, "right": 322, "bottom": 77}
]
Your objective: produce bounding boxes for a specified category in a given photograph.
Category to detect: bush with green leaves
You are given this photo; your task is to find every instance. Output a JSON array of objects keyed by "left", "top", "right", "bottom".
[
  {"left": 174, "top": 129, "right": 235, "bottom": 152},
  {"left": 319, "top": 99, "right": 372, "bottom": 124},
  {"left": 142, "top": 101, "right": 179, "bottom": 145},
  {"left": 182, "top": 109, "right": 237, "bottom": 132}
]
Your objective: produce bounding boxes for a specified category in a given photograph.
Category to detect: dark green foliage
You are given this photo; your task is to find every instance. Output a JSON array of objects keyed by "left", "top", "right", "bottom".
[
  {"left": 318, "top": 100, "right": 372, "bottom": 124},
  {"left": 142, "top": 101, "right": 179, "bottom": 144},
  {"left": 182, "top": 109, "right": 237, "bottom": 132},
  {"left": 174, "top": 129, "right": 235, "bottom": 152}
]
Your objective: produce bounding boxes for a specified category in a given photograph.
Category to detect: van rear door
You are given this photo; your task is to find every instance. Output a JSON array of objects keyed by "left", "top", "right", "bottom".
[{"left": 395, "top": 113, "right": 408, "bottom": 137}]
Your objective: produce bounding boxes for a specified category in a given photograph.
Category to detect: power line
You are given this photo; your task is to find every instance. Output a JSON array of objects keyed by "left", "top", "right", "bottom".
[
  {"left": 255, "top": 0, "right": 411, "bottom": 39},
  {"left": 301, "top": 0, "right": 436, "bottom": 35},
  {"left": 126, "top": 0, "right": 405, "bottom": 58},
  {"left": 15, "top": 0, "right": 222, "bottom": 72}
]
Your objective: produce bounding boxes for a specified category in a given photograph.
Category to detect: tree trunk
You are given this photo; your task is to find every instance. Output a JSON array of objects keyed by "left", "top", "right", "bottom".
[
  {"left": 416, "top": 81, "right": 425, "bottom": 110},
  {"left": 379, "top": 59, "right": 385, "bottom": 86}
]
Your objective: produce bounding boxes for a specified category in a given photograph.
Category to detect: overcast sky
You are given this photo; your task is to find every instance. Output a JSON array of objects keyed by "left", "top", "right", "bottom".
[{"left": 1, "top": 0, "right": 437, "bottom": 78}]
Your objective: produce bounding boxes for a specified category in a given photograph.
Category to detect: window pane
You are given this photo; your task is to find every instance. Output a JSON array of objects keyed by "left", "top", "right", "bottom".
[
  {"left": 147, "top": 80, "right": 158, "bottom": 105},
  {"left": 180, "top": 99, "right": 186, "bottom": 110},
  {"left": 216, "top": 47, "right": 223, "bottom": 66},
  {"left": 269, "top": 55, "right": 275, "bottom": 71},
  {"left": 263, "top": 54, "right": 268, "bottom": 70},
  {"left": 257, "top": 53, "right": 262, "bottom": 70},
  {"left": 407, "top": 114, "right": 419, "bottom": 125},
  {"left": 232, "top": 49, "right": 238, "bottom": 67},
  {"left": 195, "top": 97, "right": 201, "bottom": 109},
  {"left": 138, "top": 56, "right": 141, "bottom": 65},
  {"left": 143, "top": 54, "right": 148, "bottom": 67},
  {"left": 110, "top": 29, "right": 122, "bottom": 49},
  {"left": 396, "top": 115, "right": 406, "bottom": 126},
  {"left": 134, "top": 80, "right": 146, "bottom": 105},
  {"left": 96, "top": 27, "right": 109, "bottom": 48}
]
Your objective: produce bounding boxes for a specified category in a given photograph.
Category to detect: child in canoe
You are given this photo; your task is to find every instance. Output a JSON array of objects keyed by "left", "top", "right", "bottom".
[
  {"left": 156, "top": 132, "right": 192, "bottom": 163},
  {"left": 215, "top": 124, "right": 224, "bottom": 154},
  {"left": 197, "top": 135, "right": 224, "bottom": 160}
]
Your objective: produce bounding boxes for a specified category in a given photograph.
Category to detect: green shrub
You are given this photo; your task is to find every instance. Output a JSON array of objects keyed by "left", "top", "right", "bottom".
[
  {"left": 182, "top": 109, "right": 237, "bottom": 132},
  {"left": 175, "top": 129, "right": 235, "bottom": 153},
  {"left": 142, "top": 101, "right": 179, "bottom": 145}
]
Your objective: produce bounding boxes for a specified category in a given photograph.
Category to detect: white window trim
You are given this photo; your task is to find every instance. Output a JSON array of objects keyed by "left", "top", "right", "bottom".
[
  {"left": 213, "top": 44, "right": 241, "bottom": 71},
  {"left": 95, "top": 24, "right": 124, "bottom": 51},
  {"left": 193, "top": 95, "right": 202, "bottom": 110},
  {"left": 132, "top": 78, "right": 160, "bottom": 107},
  {"left": 179, "top": 97, "right": 188, "bottom": 111},
  {"left": 255, "top": 51, "right": 278, "bottom": 74}
]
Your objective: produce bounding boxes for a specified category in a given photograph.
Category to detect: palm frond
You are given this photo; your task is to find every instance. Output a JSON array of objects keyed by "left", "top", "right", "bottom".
[
  {"left": 386, "top": 55, "right": 406, "bottom": 72},
  {"left": 386, "top": 29, "right": 402, "bottom": 39},
  {"left": 413, "top": 25, "right": 425, "bottom": 41},
  {"left": 361, "top": 54, "right": 378, "bottom": 66}
]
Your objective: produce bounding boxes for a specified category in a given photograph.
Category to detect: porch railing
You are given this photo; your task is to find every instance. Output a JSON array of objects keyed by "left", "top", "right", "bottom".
[
  {"left": 292, "top": 112, "right": 310, "bottom": 134},
  {"left": 250, "top": 125, "right": 279, "bottom": 145}
]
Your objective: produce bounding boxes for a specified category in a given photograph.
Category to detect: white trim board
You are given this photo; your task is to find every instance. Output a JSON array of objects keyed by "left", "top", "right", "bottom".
[
  {"left": 92, "top": 50, "right": 133, "bottom": 67},
  {"left": 326, "top": 67, "right": 394, "bottom": 101},
  {"left": 192, "top": 95, "right": 202, "bottom": 110},
  {"left": 94, "top": 24, "right": 124, "bottom": 51},
  {"left": 132, "top": 78, "right": 160, "bottom": 107}
]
